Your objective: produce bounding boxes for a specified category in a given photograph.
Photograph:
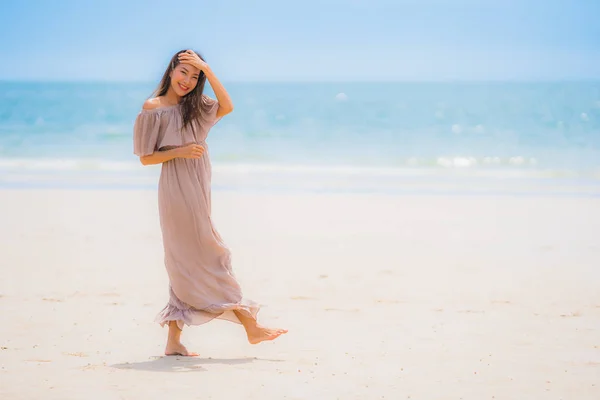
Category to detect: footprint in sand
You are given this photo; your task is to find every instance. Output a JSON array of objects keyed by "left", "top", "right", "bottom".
[
  {"left": 81, "top": 363, "right": 107, "bottom": 371},
  {"left": 560, "top": 311, "right": 582, "bottom": 318},
  {"left": 63, "top": 352, "right": 88, "bottom": 357},
  {"left": 42, "top": 298, "right": 64, "bottom": 302}
]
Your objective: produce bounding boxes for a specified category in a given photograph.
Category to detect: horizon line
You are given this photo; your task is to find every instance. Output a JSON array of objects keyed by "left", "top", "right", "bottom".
[{"left": 2, "top": 78, "right": 600, "bottom": 84}]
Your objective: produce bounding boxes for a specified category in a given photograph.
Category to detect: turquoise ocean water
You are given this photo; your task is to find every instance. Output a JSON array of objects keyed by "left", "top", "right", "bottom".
[{"left": 1, "top": 81, "right": 599, "bottom": 195}]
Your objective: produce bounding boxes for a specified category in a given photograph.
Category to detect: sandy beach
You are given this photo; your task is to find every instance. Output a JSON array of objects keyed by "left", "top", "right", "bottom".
[{"left": 0, "top": 188, "right": 599, "bottom": 399}]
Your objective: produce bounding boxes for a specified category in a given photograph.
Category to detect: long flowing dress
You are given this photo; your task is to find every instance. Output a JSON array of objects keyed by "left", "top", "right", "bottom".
[{"left": 133, "top": 95, "right": 259, "bottom": 330}]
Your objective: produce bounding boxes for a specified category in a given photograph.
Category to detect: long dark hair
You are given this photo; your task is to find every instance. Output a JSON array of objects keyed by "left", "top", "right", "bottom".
[{"left": 151, "top": 49, "right": 208, "bottom": 133}]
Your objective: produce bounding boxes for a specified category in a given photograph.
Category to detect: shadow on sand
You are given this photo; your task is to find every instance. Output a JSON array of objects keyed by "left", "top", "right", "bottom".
[{"left": 110, "top": 356, "right": 284, "bottom": 372}]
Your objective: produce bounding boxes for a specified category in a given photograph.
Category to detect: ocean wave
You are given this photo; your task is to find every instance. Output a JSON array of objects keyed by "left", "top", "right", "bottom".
[
  {"left": 0, "top": 157, "right": 598, "bottom": 180},
  {"left": 1, "top": 158, "right": 599, "bottom": 197},
  {"left": 0, "top": 158, "right": 140, "bottom": 172}
]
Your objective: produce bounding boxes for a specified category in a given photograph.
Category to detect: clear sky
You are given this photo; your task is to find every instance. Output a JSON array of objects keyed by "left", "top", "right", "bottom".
[{"left": 1, "top": 0, "right": 599, "bottom": 82}]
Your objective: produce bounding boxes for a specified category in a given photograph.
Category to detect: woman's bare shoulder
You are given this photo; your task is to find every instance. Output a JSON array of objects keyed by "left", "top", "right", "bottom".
[{"left": 142, "top": 97, "right": 164, "bottom": 110}]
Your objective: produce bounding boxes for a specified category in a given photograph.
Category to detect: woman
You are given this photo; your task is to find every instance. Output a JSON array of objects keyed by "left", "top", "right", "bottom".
[{"left": 133, "top": 49, "right": 287, "bottom": 356}]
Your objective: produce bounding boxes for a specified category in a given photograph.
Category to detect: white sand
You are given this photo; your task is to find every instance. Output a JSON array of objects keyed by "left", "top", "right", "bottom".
[{"left": 0, "top": 189, "right": 599, "bottom": 399}]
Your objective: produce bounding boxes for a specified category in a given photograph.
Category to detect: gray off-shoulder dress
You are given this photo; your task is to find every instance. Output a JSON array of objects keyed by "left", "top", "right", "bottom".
[{"left": 133, "top": 95, "right": 259, "bottom": 329}]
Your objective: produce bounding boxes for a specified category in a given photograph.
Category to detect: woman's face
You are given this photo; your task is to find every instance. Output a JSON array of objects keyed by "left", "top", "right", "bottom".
[{"left": 170, "top": 63, "right": 200, "bottom": 97}]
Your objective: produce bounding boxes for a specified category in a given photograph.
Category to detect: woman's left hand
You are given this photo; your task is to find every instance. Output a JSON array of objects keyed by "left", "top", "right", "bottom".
[{"left": 178, "top": 50, "right": 209, "bottom": 73}]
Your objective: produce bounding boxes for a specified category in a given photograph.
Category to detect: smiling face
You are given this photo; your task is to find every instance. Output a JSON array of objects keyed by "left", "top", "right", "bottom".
[{"left": 169, "top": 63, "right": 201, "bottom": 97}]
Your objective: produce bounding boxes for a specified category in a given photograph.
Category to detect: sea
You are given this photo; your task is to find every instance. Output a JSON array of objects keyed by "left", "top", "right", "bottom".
[{"left": 1, "top": 81, "right": 599, "bottom": 196}]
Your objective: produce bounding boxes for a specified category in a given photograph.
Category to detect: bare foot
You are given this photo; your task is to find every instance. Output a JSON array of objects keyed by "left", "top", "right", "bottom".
[
  {"left": 247, "top": 326, "right": 288, "bottom": 345},
  {"left": 165, "top": 342, "right": 199, "bottom": 357}
]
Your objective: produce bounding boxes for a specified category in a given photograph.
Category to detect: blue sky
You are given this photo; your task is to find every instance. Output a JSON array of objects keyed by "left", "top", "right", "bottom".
[{"left": 1, "top": 0, "right": 599, "bottom": 81}]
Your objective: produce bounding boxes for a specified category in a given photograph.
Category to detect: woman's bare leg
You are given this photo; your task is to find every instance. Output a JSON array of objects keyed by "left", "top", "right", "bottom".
[
  {"left": 165, "top": 321, "right": 199, "bottom": 356},
  {"left": 233, "top": 310, "right": 288, "bottom": 344}
]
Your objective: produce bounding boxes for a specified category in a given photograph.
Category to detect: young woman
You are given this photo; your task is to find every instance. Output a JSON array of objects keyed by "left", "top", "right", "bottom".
[{"left": 133, "top": 49, "right": 287, "bottom": 356}]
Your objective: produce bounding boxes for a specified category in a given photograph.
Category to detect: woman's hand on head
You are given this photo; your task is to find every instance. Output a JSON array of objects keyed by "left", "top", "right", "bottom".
[
  {"left": 178, "top": 50, "right": 209, "bottom": 73},
  {"left": 177, "top": 143, "right": 205, "bottom": 159}
]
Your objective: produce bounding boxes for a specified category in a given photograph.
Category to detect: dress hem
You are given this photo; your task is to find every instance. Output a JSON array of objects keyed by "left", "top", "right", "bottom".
[{"left": 155, "top": 299, "right": 261, "bottom": 330}]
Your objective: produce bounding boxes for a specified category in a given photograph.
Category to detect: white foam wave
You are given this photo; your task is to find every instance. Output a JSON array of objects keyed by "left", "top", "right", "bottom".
[
  {"left": 0, "top": 158, "right": 141, "bottom": 172},
  {"left": 212, "top": 163, "right": 421, "bottom": 177},
  {"left": 0, "top": 156, "right": 590, "bottom": 181},
  {"left": 1, "top": 157, "right": 599, "bottom": 194}
]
